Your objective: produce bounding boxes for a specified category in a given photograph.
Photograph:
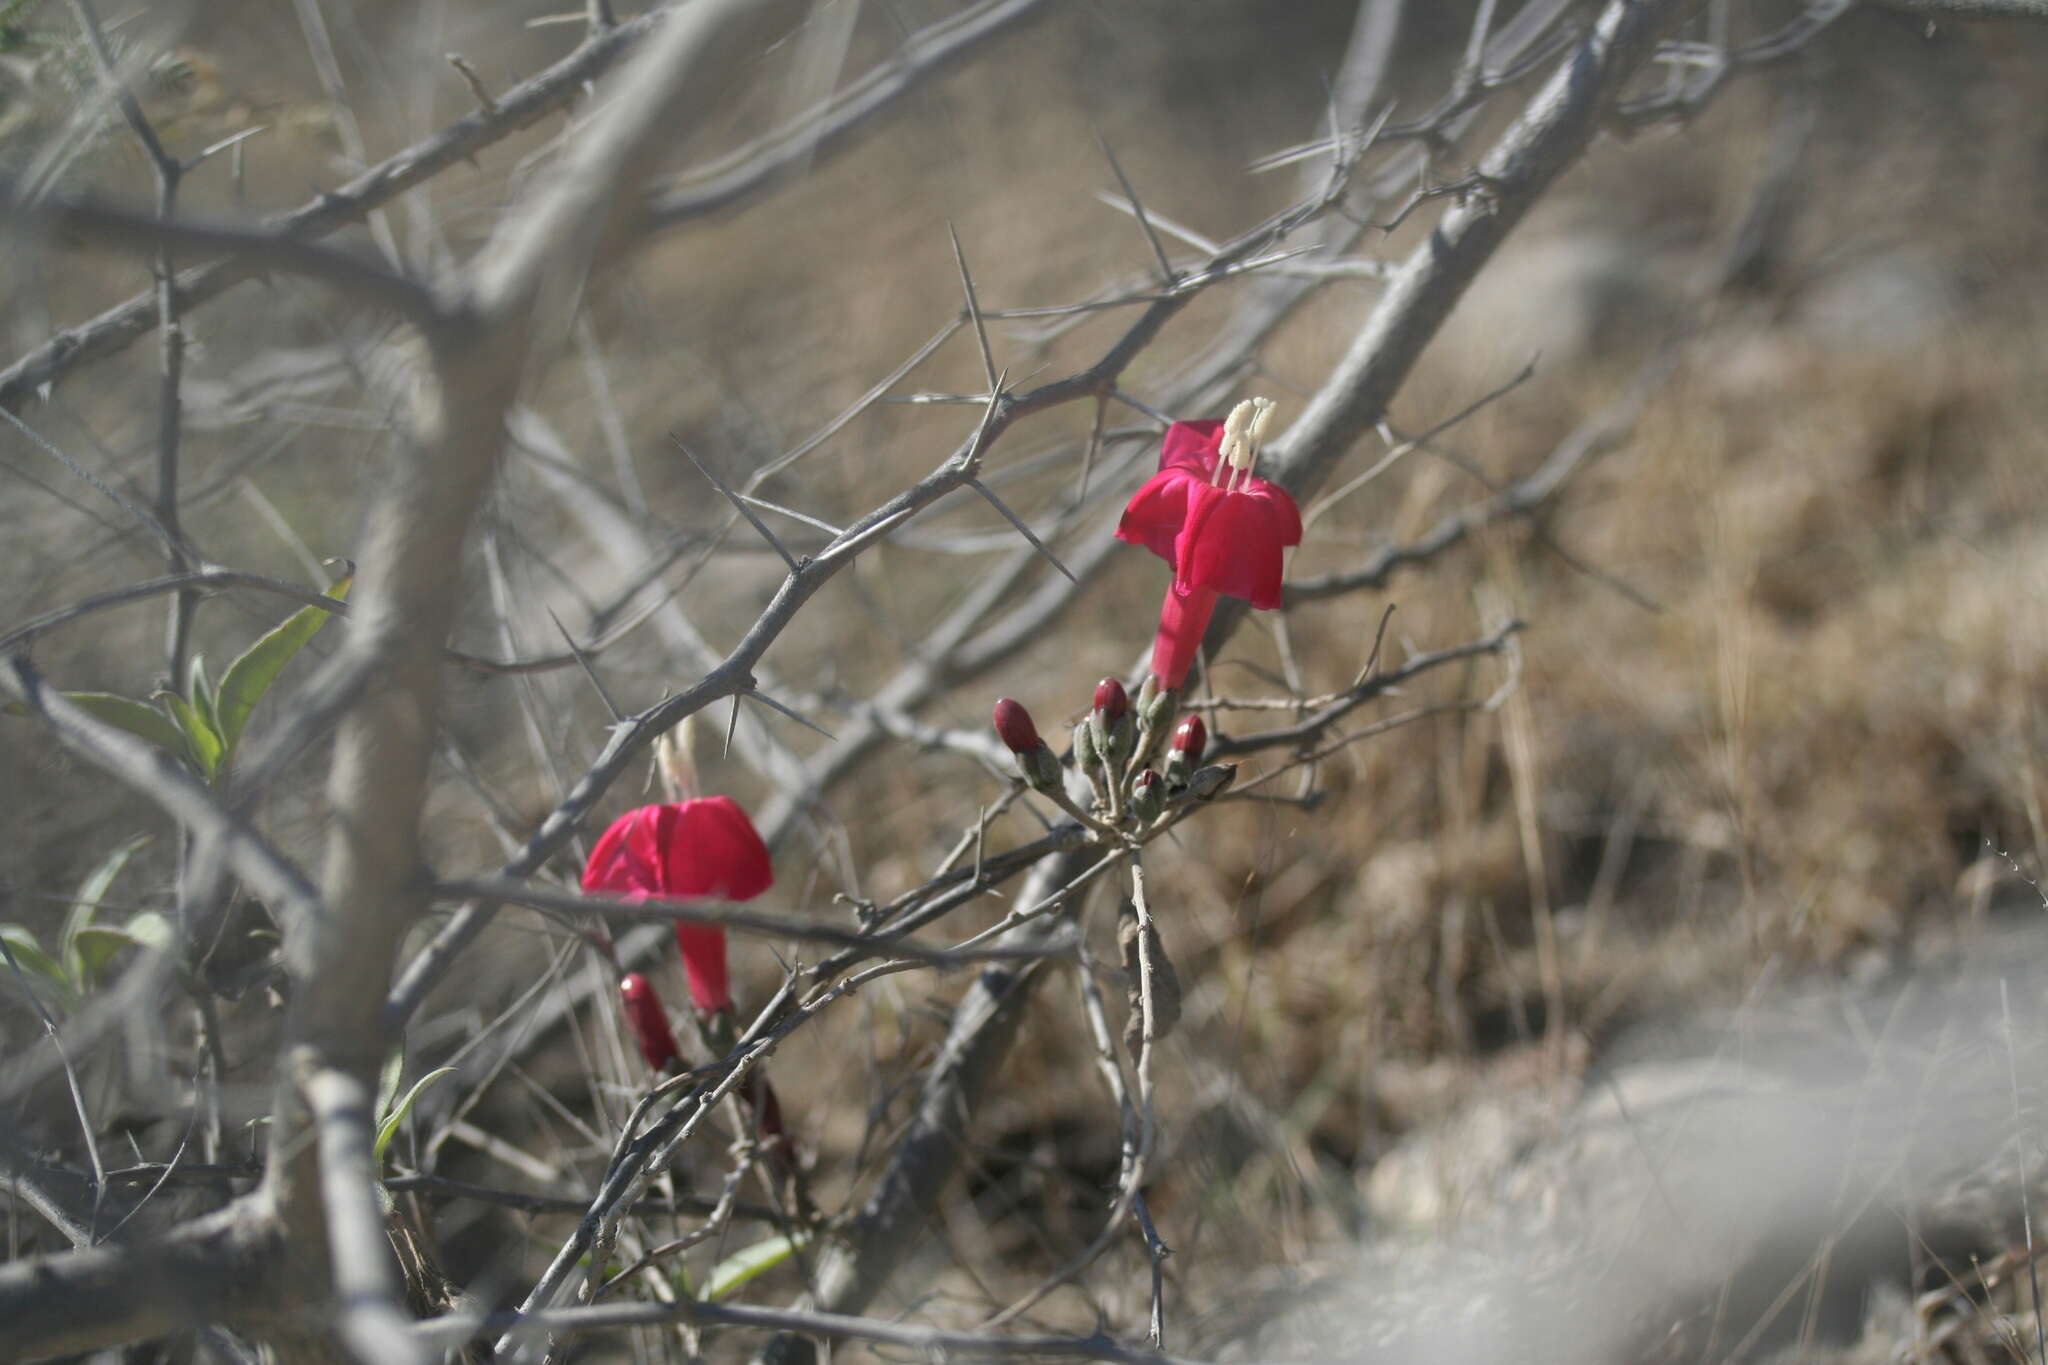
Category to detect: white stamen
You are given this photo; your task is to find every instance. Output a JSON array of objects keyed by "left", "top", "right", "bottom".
[
  {"left": 1246, "top": 396, "right": 1275, "bottom": 445},
  {"left": 656, "top": 717, "right": 699, "bottom": 801},
  {"left": 1217, "top": 396, "right": 1277, "bottom": 486}
]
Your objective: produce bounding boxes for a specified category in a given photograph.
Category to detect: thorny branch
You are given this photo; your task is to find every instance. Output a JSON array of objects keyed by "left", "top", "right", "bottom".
[
  {"left": 0, "top": 0, "right": 1049, "bottom": 409},
  {"left": 380, "top": 136, "right": 1366, "bottom": 1028},
  {"left": 0, "top": 176, "right": 446, "bottom": 332},
  {"left": 62, "top": 0, "right": 196, "bottom": 681},
  {"left": 2, "top": 0, "right": 2010, "bottom": 1359}
]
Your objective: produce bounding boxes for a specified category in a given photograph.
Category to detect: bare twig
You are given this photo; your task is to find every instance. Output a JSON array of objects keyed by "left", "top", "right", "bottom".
[
  {"left": 752, "top": 854, "right": 1083, "bottom": 1365},
  {"left": 0, "top": 177, "right": 444, "bottom": 332},
  {"left": 1096, "top": 132, "right": 1178, "bottom": 286},
  {"left": 1874, "top": 0, "right": 2048, "bottom": 14},
  {"left": 644, "top": 0, "right": 1052, "bottom": 225},
  {"left": 970, "top": 476, "right": 1076, "bottom": 583},
  {"left": 1205, "top": 619, "right": 1523, "bottom": 758},
  {"left": 299, "top": 1065, "right": 427, "bottom": 1364},
  {"left": 0, "top": 567, "right": 350, "bottom": 654},
  {"left": 0, "top": 935, "right": 106, "bottom": 1243},
  {"left": 949, "top": 221, "right": 1000, "bottom": 394},
  {"left": 434, "top": 877, "right": 1073, "bottom": 965},
  {"left": 0, "top": 0, "right": 1049, "bottom": 409},
  {"left": 0, "top": 1201, "right": 284, "bottom": 1356},
  {"left": 433, "top": 1293, "right": 1220, "bottom": 1364},
  {"left": 678, "top": 438, "right": 799, "bottom": 572},
  {"left": 63, "top": 0, "right": 197, "bottom": 679}
]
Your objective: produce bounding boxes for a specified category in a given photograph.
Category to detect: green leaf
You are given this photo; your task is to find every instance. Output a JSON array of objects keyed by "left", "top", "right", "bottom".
[
  {"left": 215, "top": 575, "right": 351, "bottom": 756},
  {"left": 187, "top": 654, "right": 220, "bottom": 742},
  {"left": 373, "top": 1067, "right": 455, "bottom": 1168},
  {"left": 0, "top": 924, "right": 76, "bottom": 1011},
  {"left": 375, "top": 1047, "right": 406, "bottom": 1124},
  {"left": 61, "top": 834, "right": 149, "bottom": 986},
  {"left": 70, "top": 913, "right": 175, "bottom": 979},
  {"left": 70, "top": 926, "right": 148, "bottom": 971},
  {"left": 159, "top": 690, "right": 223, "bottom": 780},
  {"left": 122, "top": 911, "right": 174, "bottom": 951},
  {"left": 4, "top": 692, "right": 188, "bottom": 758},
  {"left": 702, "top": 1232, "right": 810, "bottom": 1301}
]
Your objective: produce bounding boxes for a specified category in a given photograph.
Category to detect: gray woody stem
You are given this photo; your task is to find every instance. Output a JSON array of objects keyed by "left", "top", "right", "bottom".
[{"left": 261, "top": 5, "right": 784, "bottom": 1358}]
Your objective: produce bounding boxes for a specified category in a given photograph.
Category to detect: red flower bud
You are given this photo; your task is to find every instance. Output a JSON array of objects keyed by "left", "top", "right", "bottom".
[
  {"left": 992, "top": 698, "right": 1040, "bottom": 754},
  {"left": 620, "top": 973, "right": 680, "bottom": 1073},
  {"left": 1130, "top": 768, "right": 1165, "bottom": 821},
  {"left": 1171, "top": 714, "right": 1207, "bottom": 765},
  {"left": 1093, "top": 678, "right": 1129, "bottom": 723}
]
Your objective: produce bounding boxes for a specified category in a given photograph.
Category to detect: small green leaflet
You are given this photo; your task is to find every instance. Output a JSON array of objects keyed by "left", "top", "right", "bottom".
[
  {"left": 69, "top": 913, "right": 174, "bottom": 980},
  {"left": 159, "top": 690, "right": 224, "bottom": 779},
  {"left": 374, "top": 1067, "right": 456, "bottom": 1167},
  {"left": 215, "top": 575, "right": 351, "bottom": 754},
  {"left": 2, "top": 575, "right": 350, "bottom": 783},
  {"left": 375, "top": 1046, "right": 407, "bottom": 1123},
  {"left": 186, "top": 654, "right": 218, "bottom": 740},
  {"left": 0, "top": 924, "right": 76, "bottom": 1011},
  {"left": 61, "top": 833, "right": 149, "bottom": 986}
]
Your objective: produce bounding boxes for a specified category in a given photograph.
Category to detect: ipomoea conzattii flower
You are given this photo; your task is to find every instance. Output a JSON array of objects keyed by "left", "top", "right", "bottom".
[
  {"left": 1116, "top": 401, "right": 1302, "bottom": 689},
  {"left": 582, "top": 798, "right": 774, "bottom": 1013}
]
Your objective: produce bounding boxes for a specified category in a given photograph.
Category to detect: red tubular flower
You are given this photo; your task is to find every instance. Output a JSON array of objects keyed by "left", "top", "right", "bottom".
[
  {"left": 1116, "top": 411, "right": 1301, "bottom": 689},
  {"left": 582, "top": 797, "right": 774, "bottom": 1013},
  {"left": 1148, "top": 583, "right": 1218, "bottom": 693},
  {"left": 1117, "top": 420, "right": 1302, "bottom": 608},
  {"left": 619, "top": 973, "right": 680, "bottom": 1073}
]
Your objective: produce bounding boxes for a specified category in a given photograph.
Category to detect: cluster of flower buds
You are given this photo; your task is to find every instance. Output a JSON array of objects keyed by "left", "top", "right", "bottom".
[{"left": 991, "top": 679, "right": 1232, "bottom": 837}]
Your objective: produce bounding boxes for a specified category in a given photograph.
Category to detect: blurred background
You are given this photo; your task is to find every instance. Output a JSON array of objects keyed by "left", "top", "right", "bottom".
[{"left": 6, "top": 1, "right": 2048, "bottom": 1359}]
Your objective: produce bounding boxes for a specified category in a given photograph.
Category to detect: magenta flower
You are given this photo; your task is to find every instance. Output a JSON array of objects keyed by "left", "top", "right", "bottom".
[
  {"left": 1146, "top": 585, "right": 1216, "bottom": 694},
  {"left": 1115, "top": 404, "right": 1301, "bottom": 689},
  {"left": 582, "top": 797, "right": 774, "bottom": 1013}
]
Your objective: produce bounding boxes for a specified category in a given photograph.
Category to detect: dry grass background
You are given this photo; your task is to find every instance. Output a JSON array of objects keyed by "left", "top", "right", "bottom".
[{"left": 6, "top": 1, "right": 2048, "bottom": 1359}]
